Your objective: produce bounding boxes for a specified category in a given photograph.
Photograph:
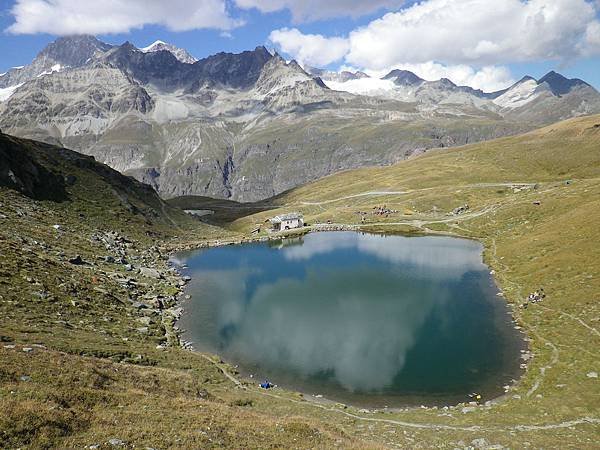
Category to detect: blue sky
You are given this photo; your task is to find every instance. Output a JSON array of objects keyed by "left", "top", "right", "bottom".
[{"left": 1, "top": 0, "right": 600, "bottom": 92}]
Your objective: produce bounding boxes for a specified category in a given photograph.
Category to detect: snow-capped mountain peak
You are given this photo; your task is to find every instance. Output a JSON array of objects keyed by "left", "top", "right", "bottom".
[
  {"left": 141, "top": 40, "right": 167, "bottom": 51},
  {"left": 140, "top": 40, "right": 198, "bottom": 64}
]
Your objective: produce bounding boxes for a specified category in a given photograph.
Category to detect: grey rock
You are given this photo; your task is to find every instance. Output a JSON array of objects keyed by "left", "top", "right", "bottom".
[
  {"left": 471, "top": 438, "right": 489, "bottom": 448},
  {"left": 69, "top": 255, "right": 85, "bottom": 265},
  {"left": 20, "top": 375, "right": 32, "bottom": 382},
  {"left": 140, "top": 267, "right": 162, "bottom": 279},
  {"left": 453, "top": 204, "right": 470, "bottom": 215},
  {"left": 137, "top": 316, "right": 152, "bottom": 326}
]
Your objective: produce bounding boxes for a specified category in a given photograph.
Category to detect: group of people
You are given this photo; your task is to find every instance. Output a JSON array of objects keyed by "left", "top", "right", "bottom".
[{"left": 520, "top": 288, "right": 546, "bottom": 308}]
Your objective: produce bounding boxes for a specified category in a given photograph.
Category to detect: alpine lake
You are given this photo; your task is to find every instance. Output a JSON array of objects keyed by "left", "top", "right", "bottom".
[{"left": 174, "top": 232, "right": 525, "bottom": 408}]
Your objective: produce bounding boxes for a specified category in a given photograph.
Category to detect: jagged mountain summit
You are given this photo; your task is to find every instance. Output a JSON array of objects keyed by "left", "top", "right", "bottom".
[
  {"left": 1, "top": 35, "right": 599, "bottom": 202},
  {"left": 0, "top": 35, "right": 113, "bottom": 89},
  {"left": 140, "top": 40, "right": 198, "bottom": 64},
  {"left": 383, "top": 69, "right": 424, "bottom": 86}
]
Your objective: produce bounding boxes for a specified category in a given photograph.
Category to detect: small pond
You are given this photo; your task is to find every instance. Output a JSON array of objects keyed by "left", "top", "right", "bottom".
[{"left": 174, "top": 232, "right": 524, "bottom": 407}]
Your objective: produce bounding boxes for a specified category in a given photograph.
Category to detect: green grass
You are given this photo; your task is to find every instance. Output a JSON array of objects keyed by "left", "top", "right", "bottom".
[
  {"left": 2, "top": 115, "right": 600, "bottom": 448},
  {"left": 0, "top": 135, "right": 374, "bottom": 449}
]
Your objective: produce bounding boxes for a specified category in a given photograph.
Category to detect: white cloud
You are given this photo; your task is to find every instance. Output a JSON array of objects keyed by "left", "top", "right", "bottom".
[
  {"left": 345, "top": 0, "right": 600, "bottom": 68},
  {"left": 7, "top": 0, "right": 242, "bottom": 35},
  {"left": 235, "top": 0, "right": 405, "bottom": 22},
  {"left": 374, "top": 62, "right": 516, "bottom": 92},
  {"left": 269, "top": 28, "right": 349, "bottom": 66},
  {"left": 325, "top": 77, "right": 398, "bottom": 97},
  {"left": 269, "top": 0, "right": 600, "bottom": 91},
  {"left": 328, "top": 63, "right": 514, "bottom": 93},
  {"left": 584, "top": 21, "right": 600, "bottom": 54}
]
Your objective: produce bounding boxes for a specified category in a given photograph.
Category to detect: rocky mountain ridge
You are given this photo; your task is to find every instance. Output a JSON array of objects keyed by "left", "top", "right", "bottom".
[
  {"left": 1, "top": 35, "right": 599, "bottom": 201},
  {"left": 141, "top": 40, "right": 198, "bottom": 64}
]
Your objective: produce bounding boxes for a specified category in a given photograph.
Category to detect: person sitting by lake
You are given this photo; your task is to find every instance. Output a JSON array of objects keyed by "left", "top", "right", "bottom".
[{"left": 260, "top": 380, "right": 273, "bottom": 389}]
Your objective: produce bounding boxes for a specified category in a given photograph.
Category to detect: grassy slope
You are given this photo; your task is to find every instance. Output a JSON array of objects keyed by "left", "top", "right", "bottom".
[
  {"left": 2, "top": 113, "right": 600, "bottom": 448},
  {"left": 225, "top": 115, "right": 600, "bottom": 448},
  {"left": 0, "top": 135, "right": 374, "bottom": 449}
]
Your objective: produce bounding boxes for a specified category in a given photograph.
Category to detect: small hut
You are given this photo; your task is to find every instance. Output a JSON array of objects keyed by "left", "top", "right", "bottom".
[{"left": 269, "top": 213, "right": 304, "bottom": 231}]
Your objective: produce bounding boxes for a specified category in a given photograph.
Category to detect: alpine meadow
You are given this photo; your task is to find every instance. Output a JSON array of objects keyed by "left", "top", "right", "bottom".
[{"left": 1, "top": 1, "right": 599, "bottom": 449}]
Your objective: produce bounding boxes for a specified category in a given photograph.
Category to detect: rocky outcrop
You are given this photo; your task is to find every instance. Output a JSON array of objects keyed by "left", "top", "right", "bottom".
[{"left": 0, "top": 133, "right": 67, "bottom": 201}]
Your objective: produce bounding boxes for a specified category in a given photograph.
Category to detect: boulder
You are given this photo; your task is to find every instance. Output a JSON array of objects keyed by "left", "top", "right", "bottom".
[
  {"left": 140, "top": 267, "right": 163, "bottom": 279},
  {"left": 69, "top": 255, "right": 85, "bottom": 265}
]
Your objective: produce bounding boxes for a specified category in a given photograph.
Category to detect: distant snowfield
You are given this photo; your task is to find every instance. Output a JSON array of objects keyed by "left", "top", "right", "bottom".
[
  {"left": 493, "top": 79, "right": 540, "bottom": 109},
  {"left": 0, "top": 83, "right": 24, "bottom": 102},
  {"left": 37, "top": 64, "right": 63, "bottom": 78},
  {"left": 324, "top": 77, "right": 397, "bottom": 97}
]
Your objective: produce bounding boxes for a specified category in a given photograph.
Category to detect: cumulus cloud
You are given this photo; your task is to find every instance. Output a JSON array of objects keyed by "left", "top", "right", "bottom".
[
  {"left": 269, "top": 0, "right": 600, "bottom": 91},
  {"left": 269, "top": 28, "right": 349, "bottom": 66},
  {"left": 584, "top": 21, "right": 600, "bottom": 54},
  {"left": 235, "top": 0, "right": 405, "bottom": 22},
  {"left": 328, "top": 63, "right": 514, "bottom": 93},
  {"left": 345, "top": 0, "right": 600, "bottom": 68},
  {"left": 7, "top": 0, "right": 242, "bottom": 35}
]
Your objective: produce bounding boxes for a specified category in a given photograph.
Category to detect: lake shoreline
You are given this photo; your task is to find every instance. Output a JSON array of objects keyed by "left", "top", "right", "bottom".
[{"left": 168, "top": 226, "right": 530, "bottom": 412}]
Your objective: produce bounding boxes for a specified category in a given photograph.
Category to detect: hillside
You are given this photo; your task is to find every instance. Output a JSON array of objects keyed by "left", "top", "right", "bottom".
[
  {"left": 0, "top": 134, "right": 377, "bottom": 449},
  {"left": 1, "top": 113, "right": 600, "bottom": 448}
]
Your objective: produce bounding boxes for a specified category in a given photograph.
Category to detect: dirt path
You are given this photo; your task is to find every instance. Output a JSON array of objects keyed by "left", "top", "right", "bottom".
[
  {"left": 300, "top": 191, "right": 409, "bottom": 206},
  {"left": 297, "top": 182, "right": 540, "bottom": 207},
  {"left": 200, "top": 352, "right": 599, "bottom": 433},
  {"left": 201, "top": 354, "right": 245, "bottom": 390},
  {"left": 541, "top": 305, "right": 600, "bottom": 339}
]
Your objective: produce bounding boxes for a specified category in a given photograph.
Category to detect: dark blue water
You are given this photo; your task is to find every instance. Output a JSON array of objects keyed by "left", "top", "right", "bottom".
[{"left": 175, "top": 232, "right": 524, "bottom": 407}]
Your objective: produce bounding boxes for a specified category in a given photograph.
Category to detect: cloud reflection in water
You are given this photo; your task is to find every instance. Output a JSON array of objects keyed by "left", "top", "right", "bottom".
[{"left": 180, "top": 232, "right": 497, "bottom": 393}]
